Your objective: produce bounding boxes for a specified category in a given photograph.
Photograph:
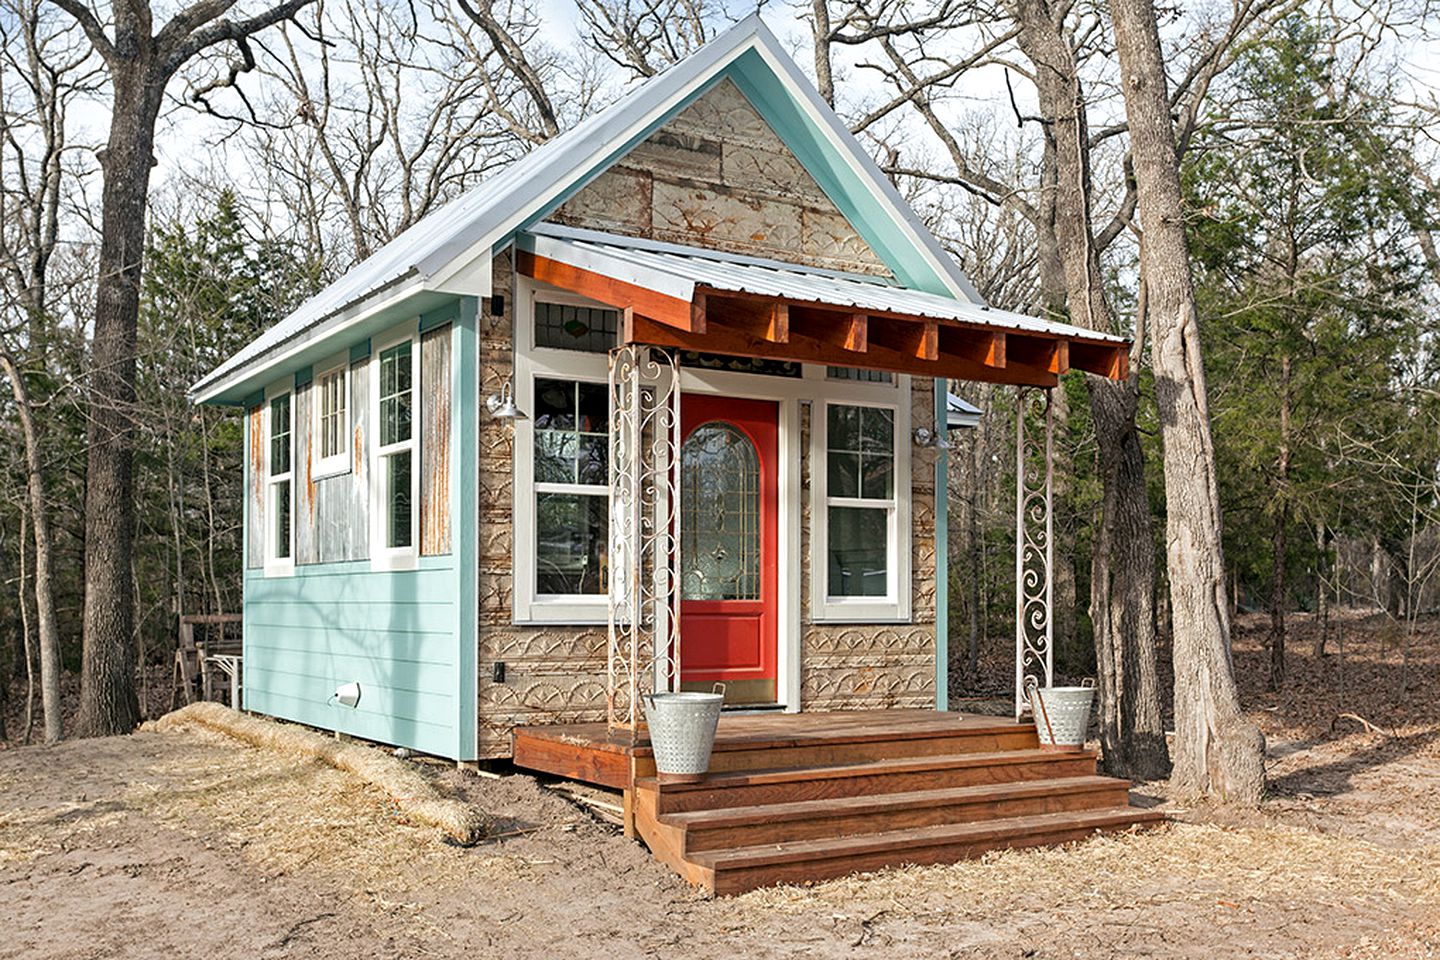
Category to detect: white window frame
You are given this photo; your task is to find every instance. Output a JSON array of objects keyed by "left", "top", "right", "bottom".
[
  {"left": 311, "top": 350, "right": 350, "bottom": 478},
  {"left": 513, "top": 282, "right": 617, "bottom": 623},
  {"left": 263, "top": 380, "right": 295, "bottom": 577},
  {"left": 812, "top": 394, "right": 912, "bottom": 623},
  {"left": 370, "top": 320, "right": 421, "bottom": 572}
]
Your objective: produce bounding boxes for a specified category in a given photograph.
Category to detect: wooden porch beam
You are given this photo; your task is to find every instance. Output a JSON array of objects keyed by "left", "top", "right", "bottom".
[
  {"left": 517, "top": 250, "right": 698, "bottom": 332},
  {"left": 628, "top": 314, "right": 1059, "bottom": 388}
]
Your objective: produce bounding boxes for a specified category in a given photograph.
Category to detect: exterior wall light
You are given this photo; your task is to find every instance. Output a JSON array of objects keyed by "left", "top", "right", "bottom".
[{"left": 485, "top": 380, "right": 528, "bottom": 420}]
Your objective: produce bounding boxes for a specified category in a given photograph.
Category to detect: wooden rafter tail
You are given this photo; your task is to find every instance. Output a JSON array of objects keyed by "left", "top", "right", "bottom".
[
  {"left": 868, "top": 316, "right": 939, "bottom": 361},
  {"left": 1007, "top": 335, "right": 1069, "bottom": 376},
  {"left": 517, "top": 250, "right": 697, "bottom": 332},
  {"left": 1069, "top": 341, "right": 1129, "bottom": 381},
  {"left": 691, "top": 291, "right": 708, "bottom": 335},
  {"left": 940, "top": 326, "right": 1005, "bottom": 369},
  {"left": 627, "top": 313, "right": 1058, "bottom": 388},
  {"left": 842, "top": 313, "right": 867, "bottom": 352}
]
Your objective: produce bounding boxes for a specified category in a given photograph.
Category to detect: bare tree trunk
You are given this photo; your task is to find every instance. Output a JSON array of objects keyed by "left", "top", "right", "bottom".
[
  {"left": 74, "top": 75, "right": 162, "bottom": 738},
  {"left": 1268, "top": 353, "right": 1291, "bottom": 690},
  {"left": 1108, "top": 0, "right": 1264, "bottom": 802},
  {"left": 1, "top": 352, "right": 64, "bottom": 742},
  {"left": 1313, "top": 521, "right": 1329, "bottom": 658},
  {"left": 1013, "top": 0, "right": 1168, "bottom": 779}
]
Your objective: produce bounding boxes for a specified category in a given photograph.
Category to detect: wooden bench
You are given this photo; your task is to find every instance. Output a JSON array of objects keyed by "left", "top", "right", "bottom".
[{"left": 171, "top": 614, "right": 243, "bottom": 710}]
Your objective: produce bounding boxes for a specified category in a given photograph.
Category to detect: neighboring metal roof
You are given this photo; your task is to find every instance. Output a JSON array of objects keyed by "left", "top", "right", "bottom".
[
  {"left": 190, "top": 14, "right": 987, "bottom": 404},
  {"left": 946, "top": 392, "right": 982, "bottom": 429},
  {"left": 521, "top": 223, "right": 1126, "bottom": 345}
]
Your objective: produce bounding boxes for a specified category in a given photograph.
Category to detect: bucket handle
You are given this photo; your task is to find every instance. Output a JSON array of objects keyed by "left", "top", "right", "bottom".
[
  {"left": 712, "top": 682, "right": 726, "bottom": 701},
  {"left": 1025, "top": 676, "right": 1057, "bottom": 746},
  {"left": 1082, "top": 678, "right": 1096, "bottom": 689}
]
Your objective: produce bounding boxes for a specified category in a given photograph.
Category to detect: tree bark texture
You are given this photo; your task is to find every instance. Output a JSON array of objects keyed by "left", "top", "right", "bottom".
[
  {"left": 1014, "top": 0, "right": 1169, "bottom": 780},
  {"left": 1107, "top": 0, "right": 1265, "bottom": 801},
  {"left": 76, "top": 73, "right": 166, "bottom": 738},
  {"left": 1, "top": 353, "right": 65, "bottom": 742}
]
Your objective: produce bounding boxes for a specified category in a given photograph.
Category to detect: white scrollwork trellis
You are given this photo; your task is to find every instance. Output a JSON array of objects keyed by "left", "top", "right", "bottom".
[
  {"left": 1014, "top": 387, "right": 1054, "bottom": 718},
  {"left": 607, "top": 344, "right": 682, "bottom": 733}
]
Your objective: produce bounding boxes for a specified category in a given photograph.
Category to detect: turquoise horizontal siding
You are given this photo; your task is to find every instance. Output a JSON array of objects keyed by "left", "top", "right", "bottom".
[{"left": 243, "top": 557, "right": 461, "bottom": 757}]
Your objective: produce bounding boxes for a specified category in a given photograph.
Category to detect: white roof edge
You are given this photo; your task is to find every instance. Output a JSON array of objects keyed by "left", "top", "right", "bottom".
[{"left": 194, "top": 12, "right": 996, "bottom": 401}]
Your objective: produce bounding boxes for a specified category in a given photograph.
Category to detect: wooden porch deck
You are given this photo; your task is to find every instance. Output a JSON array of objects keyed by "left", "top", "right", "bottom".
[{"left": 512, "top": 710, "right": 1164, "bottom": 894}]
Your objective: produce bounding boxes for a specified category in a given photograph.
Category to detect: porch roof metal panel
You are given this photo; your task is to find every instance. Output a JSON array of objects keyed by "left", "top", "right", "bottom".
[{"left": 521, "top": 223, "right": 1127, "bottom": 346}]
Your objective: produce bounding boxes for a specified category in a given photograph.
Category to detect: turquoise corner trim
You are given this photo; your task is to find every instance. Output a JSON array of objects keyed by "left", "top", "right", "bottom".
[
  {"left": 934, "top": 377, "right": 949, "bottom": 711},
  {"left": 294, "top": 365, "right": 313, "bottom": 388},
  {"left": 452, "top": 297, "right": 480, "bottom": 759},
  {"left": 350, "top": 339, "right": 371, "bottom": 363},
  {"left": 420, "top": 301, "right": 460, "bottom": 333}
]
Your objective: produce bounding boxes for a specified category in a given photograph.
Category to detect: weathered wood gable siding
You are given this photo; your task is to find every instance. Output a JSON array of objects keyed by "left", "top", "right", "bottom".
[
  {"left": 294, "top": 359, "right": 370, "bottom": 564},
  {"left": 246, "top": 404, "right": 265, "bottom": 569},
  {"left": 551, "top": 78, "right": 892, "bottom": 277},
  {"left": 421, "top": 326, "right": 452, "bottom": 556}
]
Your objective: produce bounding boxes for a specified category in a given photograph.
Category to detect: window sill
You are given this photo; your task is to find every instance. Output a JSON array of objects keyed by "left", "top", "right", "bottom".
[{"left": 312, "top": 458, "right": 351, "bottom": 480}]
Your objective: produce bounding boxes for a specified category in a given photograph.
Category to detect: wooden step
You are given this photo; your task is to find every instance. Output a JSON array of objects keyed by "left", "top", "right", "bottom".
[
  {"left": 640, "top": 749, "right": 1099, "bottom": 813},
  {"left": 690, "top": 806, "right": 1167, "bottom": 895},
  {"left": 670, "top": 722, "right": 1042, "bottom": 776},
  {"left": 663, "top": 775, "right": 1132, "bottom": 853}
]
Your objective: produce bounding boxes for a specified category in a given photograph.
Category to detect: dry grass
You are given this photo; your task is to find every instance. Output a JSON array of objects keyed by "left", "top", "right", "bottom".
[
  {"left": 149, "top": 702, "right": 488, "bottom": 845},
  {"left": 745, "top": 820, "right": 1440, "bottom": 919}
]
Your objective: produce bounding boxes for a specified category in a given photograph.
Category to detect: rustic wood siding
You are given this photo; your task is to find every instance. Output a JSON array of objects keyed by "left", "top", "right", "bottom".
[
  {"left": 292, "top": 359, "right": 371, "bottom": 565},
  {"left": 246, "top": 404, "right": 265, "bottom": 569},
  {"left": 552, "top": 78, "right": 892, "bottom": 277},
  {"left": 421, "top": 324, "right": 453, "bottom": 556}
]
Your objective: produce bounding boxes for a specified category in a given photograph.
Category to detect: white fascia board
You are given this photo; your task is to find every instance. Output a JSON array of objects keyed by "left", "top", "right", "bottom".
[
  {"left": 189, "top": 274, "right": 431, "bottom": 405},
  {"left": 430, "top": 247, "right": 495, "bottom": 298},
  {"left": 519, "top": 233, "right": 696, "bottom": 302},
  {"left": 749, "top": 36, "right": 984, "bottom": 306}
]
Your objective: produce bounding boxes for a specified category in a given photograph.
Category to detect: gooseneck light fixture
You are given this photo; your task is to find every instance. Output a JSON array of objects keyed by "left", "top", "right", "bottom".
[{"left": 485, "top": 380, "right": 528, "bottom": 420}]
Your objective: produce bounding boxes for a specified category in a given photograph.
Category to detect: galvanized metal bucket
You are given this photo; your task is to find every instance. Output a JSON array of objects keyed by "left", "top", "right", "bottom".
[
  {"left": 642, "top": 684, "right": 725, "bottom": 783},
  {"left": 1026, "top": 678, "right": 1095, "bottom": 752}
]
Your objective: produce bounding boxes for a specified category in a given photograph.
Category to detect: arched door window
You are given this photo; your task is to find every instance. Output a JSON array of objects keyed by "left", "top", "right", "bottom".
[{"left": 681, "top": 422, "right": 761, "bottom": 601}]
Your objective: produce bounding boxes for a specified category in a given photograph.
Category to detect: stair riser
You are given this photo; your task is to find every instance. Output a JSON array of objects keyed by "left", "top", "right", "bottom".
[
  {"left": 708, "top": 818, "right": 1163, "bottom": 896},
  {"left": 657, "top": 755, "right": 1099, "bottom": 813},
  {"left": 679, "top": 785, "right": 1132, "bottom": 852},
  {"left": 689, "top": 731, "right": 1042, "bottom": 776}
]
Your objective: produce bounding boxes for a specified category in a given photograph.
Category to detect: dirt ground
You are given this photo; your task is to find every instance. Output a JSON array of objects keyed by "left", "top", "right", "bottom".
[{"left": 3, "top": 611, "right": 1439, "bottom": 959}]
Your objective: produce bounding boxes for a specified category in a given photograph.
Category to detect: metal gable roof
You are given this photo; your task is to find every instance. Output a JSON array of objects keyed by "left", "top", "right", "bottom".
[
  {"left": 190, "top": 14, "right": 989, "bottom": 404},
  {"left": 521, "top": 223, "right": 1126, "bottom": 345}
]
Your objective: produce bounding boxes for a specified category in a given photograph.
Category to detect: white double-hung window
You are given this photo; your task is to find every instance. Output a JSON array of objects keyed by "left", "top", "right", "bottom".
[
  {"left": 371, "top": 324, "right": 420, "bottom": 570},
  {"left": 264, "top": 383, "right": 294, "bottom": 576},
  {"left": 513, "top": 285, "right": 618, "bottom": 623},
  {"left": 312, "top": 352, "right": 349, "bottom": 477},
  {"left": 815, "top": 398, "right": 910, "bottom": 621}
]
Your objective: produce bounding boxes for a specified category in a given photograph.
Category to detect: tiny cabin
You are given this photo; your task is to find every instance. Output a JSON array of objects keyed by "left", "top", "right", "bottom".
[{"left": 192, "top": 16, "right": 1128, "bottom": 767}]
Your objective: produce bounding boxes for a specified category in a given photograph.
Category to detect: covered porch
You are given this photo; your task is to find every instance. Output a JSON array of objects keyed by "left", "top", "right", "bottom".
[{"left": 506, "top": 224, "right": 1156, "bottom": 894}]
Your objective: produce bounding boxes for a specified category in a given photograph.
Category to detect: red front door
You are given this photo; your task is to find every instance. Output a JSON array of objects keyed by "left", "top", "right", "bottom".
[{"left": 679, "top": 395, "right": 779, "bottom": 705}]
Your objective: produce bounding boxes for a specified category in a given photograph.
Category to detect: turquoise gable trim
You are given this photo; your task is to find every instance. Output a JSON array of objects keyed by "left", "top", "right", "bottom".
[
  {"left": 350, "top": 339, "right": 371, "bottom": 363},
  {"left": 726, "top": 54, "right": 953, "bottom": 297},
  {"left": 508, "top": 52, "right": 957, "bottom": 298},
  {"left": 242, "top": 389, "right": 264, "bottom": 410},
  {"left": 294, "top": 365, "right": 313, "bottom": 388}
]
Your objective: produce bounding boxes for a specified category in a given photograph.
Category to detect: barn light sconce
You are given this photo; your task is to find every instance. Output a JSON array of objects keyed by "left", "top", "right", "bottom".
[
  {"left": 485, "top": 380, "right": 528, "bottom": 420},
  {"left": 333, "top": 681, "right": 362, "bottom": 708},
  {"left": 912, "top": 426, "right": 951, "bottom": 450}
]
